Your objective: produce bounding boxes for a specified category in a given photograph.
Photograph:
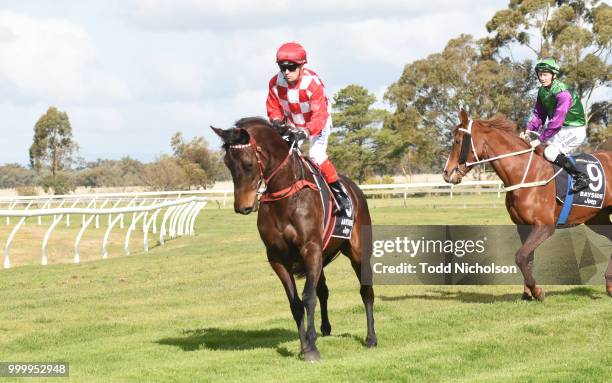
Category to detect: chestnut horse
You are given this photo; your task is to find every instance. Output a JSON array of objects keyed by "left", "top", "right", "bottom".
[
  {"left": 443, "top": 110, "right": 612, "bottom": 300},
  {"left": 211, "top": 117, "right": 377, "bottom": 361}
]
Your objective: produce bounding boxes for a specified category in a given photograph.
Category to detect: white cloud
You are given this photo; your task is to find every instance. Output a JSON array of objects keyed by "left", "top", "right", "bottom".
[
  {"left": 0, "top": 0, "right": 515, "bottom": 165},
  {"left": 0, "top": 10, "right": 129, "bottom": 105},
  {"left": 126, "top": 0, "right": 503, "bottom": 31}
]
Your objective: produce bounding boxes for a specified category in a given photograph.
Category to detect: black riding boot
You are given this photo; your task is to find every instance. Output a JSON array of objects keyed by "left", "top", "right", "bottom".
[
  {"left": 329, "top": 180, "right": 351, "bottom": 214},
  {"left": 553, "top": 154, "right": 589, "bottom": 192}
]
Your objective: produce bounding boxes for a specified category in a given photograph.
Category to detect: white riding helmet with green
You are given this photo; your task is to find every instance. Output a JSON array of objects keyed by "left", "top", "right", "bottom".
[{"left": 535, "top": 58, "right": 560, "bottom": 75}]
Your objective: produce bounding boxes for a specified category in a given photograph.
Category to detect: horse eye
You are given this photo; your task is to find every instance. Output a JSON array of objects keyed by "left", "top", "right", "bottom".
[{"left": 455, "top": 139, "right": 460, "bottom": 144}]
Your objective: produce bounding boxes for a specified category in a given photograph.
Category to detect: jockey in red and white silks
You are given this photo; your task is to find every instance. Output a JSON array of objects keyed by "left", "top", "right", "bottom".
[{"left": 266, "top": 41, "right": 350, "bottom": 213}]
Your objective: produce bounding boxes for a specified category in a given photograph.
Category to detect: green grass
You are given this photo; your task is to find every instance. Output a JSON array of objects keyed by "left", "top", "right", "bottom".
[{"left": 0, "top": 197, "right": 610, "bottom": 382}]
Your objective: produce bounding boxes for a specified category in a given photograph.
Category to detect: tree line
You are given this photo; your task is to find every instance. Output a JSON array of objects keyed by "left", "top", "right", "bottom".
[
  {"left": 331, "top": 0, "right": 610, "bottom": 183},
  {"left": 9, "top": 106, "right": 229, "bottom": 194},
  {"left": 3, "top": 1, "right": 610, "bottom": 192}
]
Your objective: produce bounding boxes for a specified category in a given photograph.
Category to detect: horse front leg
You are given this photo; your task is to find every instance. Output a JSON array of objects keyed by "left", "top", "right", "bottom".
[
  {"left": 515, "top": 225, "right": 555, "bottom": 301},
  {"left": 517, "top": 225, "right": 536, "bottom": 300},
  {"left": 268, "top": 260, "right": 308, "bottom": 355},
  {"left": 301, "top": 242, "right": 323, "bottom": 361}
]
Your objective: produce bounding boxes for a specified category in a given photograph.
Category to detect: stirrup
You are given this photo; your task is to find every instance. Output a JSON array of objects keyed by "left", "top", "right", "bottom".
[
  {"left": 331, "top": 193, "right": 349, "bottom": 213},
  {"left": 330, "top": 191, "right": 350, "bottom": 215},
  {"left": 571, "top": 174, "right": 589, "bottom": 193}
]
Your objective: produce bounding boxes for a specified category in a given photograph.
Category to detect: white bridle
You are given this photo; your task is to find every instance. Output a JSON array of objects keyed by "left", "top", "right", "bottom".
[
  {"left": 454, "top": 120, "right": 561, "bottom": 191},
  {"left": 458, "top": 120, "right": 535, "bottom": 167}
]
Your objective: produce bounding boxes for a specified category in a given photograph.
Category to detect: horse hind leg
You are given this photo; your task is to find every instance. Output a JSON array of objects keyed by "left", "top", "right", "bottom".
[
  {"left": 342, "top": 187, "right": 377, "bottom": 347},
  {"left": 341, "top": 241, "right": 378, "bottom": 348},
  {"left": 584, "top": 208, "right": 612, "bottom": 297},
  {"left": 317, "top": 270, "right": 332, "bottom": 336}
]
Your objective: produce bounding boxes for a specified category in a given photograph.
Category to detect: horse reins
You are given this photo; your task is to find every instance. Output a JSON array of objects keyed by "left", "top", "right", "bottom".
[
  {"left": 229, "top": 133, "right": 317, "bottom": 203},
  {"left": 455, "top": 120, "right": 560, "bottom": 191}
]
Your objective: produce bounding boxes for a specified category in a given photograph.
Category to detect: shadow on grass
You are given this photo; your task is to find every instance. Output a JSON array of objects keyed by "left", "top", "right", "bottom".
[
  {"left": 546, "top": 286, "right": 602, "bottom": 300},
  {"left": 156, "top": 327, "right": 296, "bottom": 352},
  {"left": 334, "top": 332, "right": 367, "bottom": 347},
  {"left": 273, "top": 332, "right": 366, "bottom": 357},
  {"left": 379, "top": 291, "right": 517, "bottom": 303},
  {"left": 379, "top": 286, "right": 603, "bottom": 303},
  {"left": 157, "top": 327, "right": 367, "bottom": 358}
]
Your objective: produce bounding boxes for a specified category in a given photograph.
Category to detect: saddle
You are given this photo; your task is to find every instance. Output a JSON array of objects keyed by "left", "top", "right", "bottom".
[
  {"left": 301, "top": 157, "right": 355, "bottom": 249},
  {"left": 554, "top": 153, "right": 606, "bottom": 225},
  {"left": 554, "top": 153, "right": 606, "bottom": 209}
]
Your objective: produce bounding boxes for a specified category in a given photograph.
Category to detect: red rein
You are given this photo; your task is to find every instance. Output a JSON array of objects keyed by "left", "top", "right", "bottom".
[{"left": 247, "top": 136, "right": 318, "bottom": 203}]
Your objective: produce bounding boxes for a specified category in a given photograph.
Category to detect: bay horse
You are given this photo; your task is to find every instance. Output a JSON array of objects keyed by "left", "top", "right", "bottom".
[
  {"left": 211, "top": 117, "right": 377, "bottom": 361},
  {"left": 443, "top": 110, "right": 612, "bottom": 300}
]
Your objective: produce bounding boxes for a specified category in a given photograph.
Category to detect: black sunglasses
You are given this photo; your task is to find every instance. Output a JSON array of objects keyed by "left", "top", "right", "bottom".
[{"left": 278, "top": 63, "right": 301, "bottom": 72}]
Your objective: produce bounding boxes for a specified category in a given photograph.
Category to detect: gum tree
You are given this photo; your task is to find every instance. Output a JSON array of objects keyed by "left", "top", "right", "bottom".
[
  {"left": 482, "top": 0, "right": 611, "bottom": 126},
  {"left": 384, "top": 35, "right": 535, "bottom": 171},
  {"left": 29, "top": 107, "right": 78, "bottom": 194},
  {"left": 330, "top": 85, "right": 388, "bottom": 183}
]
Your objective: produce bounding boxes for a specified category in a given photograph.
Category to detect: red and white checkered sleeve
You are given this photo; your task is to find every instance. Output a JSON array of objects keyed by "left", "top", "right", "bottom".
[
  {"left": 304, "top": 78, "right": 329, "bottom": 136},
  {"left": 266, "top": 76, "right": 284, "bottom": 123}
]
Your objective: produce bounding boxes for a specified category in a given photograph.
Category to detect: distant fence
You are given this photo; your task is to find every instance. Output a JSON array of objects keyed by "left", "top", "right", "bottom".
[
  {"left": 0, "top": 181, "right": 504, "bottom": 268},
  {"left": 0, "top": 181, "right": 504, "bottom": 213},
  {"left": 359, "top": 180, "right": 504, "bottom": 207},
  {"left": 0, "top": 192, "right": 207, "bottom": 269}
]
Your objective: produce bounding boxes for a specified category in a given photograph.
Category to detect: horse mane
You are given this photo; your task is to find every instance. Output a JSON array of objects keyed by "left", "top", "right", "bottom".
[
  {"left": 234, "top": 117, "right": 272, "bottom": 130},
  {"left": 235, "top": 116, "right": 285, "bottom": 147},
  {"left": 478, "top": 115, "right": 518, "bottom": 134},
  {"left": 218, "top": 117, "right": 272, "bottom": 149}
]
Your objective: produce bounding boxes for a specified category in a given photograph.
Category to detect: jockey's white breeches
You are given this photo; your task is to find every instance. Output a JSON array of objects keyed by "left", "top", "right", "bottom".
[
  {"left": 308, "top": 119, "right": 332, "bottom": 165},
  {"left": 544, "top": 125, "right": 587, "bottom": 161}
]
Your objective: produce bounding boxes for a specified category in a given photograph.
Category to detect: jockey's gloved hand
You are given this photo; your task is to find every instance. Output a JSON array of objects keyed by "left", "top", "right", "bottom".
[
  {"left": 288, "top": 127, "right": 309, "bottom": 142},
  {"left": 272, "top": 119, "right": 285, "bottom": 134},
  {"left": 529, "top": 139, "right": 541, "bottom": 148}
]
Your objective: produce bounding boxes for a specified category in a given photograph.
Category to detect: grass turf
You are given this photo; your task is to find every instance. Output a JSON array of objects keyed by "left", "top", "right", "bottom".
[{"left": 0, "top": 197, "right": 610, "bottom": 382}]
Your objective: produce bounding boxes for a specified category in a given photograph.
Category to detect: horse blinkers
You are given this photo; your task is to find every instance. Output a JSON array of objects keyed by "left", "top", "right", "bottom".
[
  {"left": 448, "top": 123, "right": 476, "bottom": 180},
  {"left": 458, "top": 132, "right": 472, "bottom": 166}
]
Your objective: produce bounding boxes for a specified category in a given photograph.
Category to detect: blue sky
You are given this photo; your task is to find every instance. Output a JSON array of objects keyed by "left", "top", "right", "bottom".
[{"left": 0, "top": 0, "right": 510, "bottom": 165}]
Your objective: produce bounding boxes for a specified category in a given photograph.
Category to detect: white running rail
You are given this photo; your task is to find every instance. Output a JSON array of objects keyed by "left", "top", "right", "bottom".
[
  {"left": 0, "top": 196, "right": 207, "bottom": 269},
  {"left": 0, "top": 180, "right": 506, "bottom": 211}
]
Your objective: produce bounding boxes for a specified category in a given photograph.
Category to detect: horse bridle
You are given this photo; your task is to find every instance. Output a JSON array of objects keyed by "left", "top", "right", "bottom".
[
  {"left": 229, "top": 132, "right": 298, "bottom": 203},
  {"left": 450, "top": 119, "right": 541, "bottom": 190},
  {"left": 452, "top": 120, "right": 479, "bottom": 176}
]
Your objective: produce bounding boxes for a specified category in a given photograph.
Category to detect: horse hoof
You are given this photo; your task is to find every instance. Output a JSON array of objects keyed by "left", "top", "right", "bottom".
[
  {"left": 302, "top": 349, "right": 321, "bottom": 362},
  {"left": 606, "top": 286, "right": 612, "bottom": 297},
  {"left": 320, "top": 324, "right": 331, "bottom": 337},
  {"left": 365, "top": 335, "right": 378, "bottom": 348},
  {"left": 533, "top": 287, "right": 545, "bottom": 302},
  {"left": 521, "top": 292, "right": 533, "bottom": 301}
]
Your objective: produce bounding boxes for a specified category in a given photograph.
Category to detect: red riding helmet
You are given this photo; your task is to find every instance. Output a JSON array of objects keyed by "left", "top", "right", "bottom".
[{"left": 276, "top": 42, "right": 307, "bottom": 64}]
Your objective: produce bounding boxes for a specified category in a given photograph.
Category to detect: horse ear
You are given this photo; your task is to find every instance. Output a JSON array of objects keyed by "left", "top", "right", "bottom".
[
  {"left": 211, "top": 126, "right": 229, "bottom": 142},
  {"left": 210, "top": 126, "right": 249, "bottom": 145},
  {"left": 459, "top": 109, "right": 469, "bottom": 126},
  {"left": 229, "top": 128, "right": 250, "bottom": 145}
]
